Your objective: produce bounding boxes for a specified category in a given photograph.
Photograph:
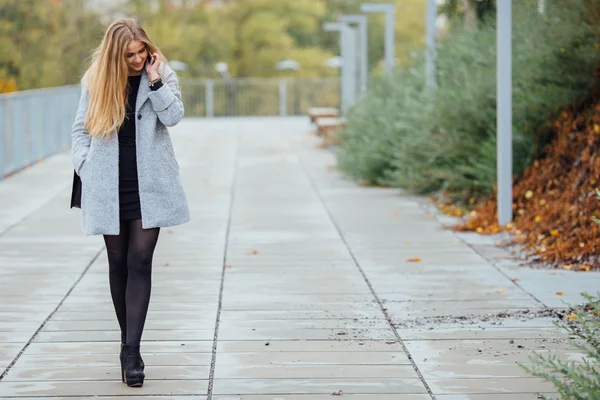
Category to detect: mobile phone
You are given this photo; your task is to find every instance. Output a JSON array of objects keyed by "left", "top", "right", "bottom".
[{"left": 147, "top": 55, "right": 154, "bottom": 65}]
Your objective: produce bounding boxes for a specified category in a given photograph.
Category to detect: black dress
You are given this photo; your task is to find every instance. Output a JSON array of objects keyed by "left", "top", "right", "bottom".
[{"left": 119, "top": 75, "right": 143, "bottom": 221}]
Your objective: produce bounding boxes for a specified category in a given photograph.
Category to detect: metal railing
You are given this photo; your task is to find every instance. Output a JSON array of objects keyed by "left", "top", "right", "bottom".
[
  {"left": 0, "top": 77, "right": 341, "bottom": 178},
  {"left": 180, "top": 77, "right": 340, "bottom": 117},
  {"left": 0, "top": 85, "right": 80, "bottom": 178}
]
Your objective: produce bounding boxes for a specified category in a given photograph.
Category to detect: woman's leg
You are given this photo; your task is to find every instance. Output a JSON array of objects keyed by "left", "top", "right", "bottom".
[
  {"left": 103, "top": 223, "right": 131, "bottom": 345},
  {"left": 125, "top": 219, "right": 160, "bottom": 347}
]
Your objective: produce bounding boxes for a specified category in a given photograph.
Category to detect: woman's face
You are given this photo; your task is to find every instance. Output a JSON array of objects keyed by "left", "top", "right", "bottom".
[{"left": 125, "top": 40, "right": 148, "bottom": 74}]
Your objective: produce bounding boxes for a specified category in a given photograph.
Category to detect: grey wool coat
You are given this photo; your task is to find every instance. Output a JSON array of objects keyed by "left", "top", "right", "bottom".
[{"left": 71, "top": 64, "right": 190, "bottom": 236}]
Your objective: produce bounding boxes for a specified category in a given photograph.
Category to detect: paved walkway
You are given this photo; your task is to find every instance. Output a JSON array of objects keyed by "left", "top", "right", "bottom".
[{"left": 1, "top": 117, "right": 600, "bottom": 399}]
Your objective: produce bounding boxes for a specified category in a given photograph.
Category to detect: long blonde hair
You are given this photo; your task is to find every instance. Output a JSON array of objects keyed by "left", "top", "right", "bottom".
[{"left": 83, "top": 18, "right": 166, "bottom": 139}]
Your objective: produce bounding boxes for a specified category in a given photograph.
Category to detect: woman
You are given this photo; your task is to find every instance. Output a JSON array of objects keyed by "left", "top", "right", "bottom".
[{"left": 71, "top": 18, "right": 190, "bottom": 387}]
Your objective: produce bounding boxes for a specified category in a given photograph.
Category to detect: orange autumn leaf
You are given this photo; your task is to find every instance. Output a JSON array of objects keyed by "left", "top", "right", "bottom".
[
  {"left": 452, "top": 105, "right": 600, "bottom": 272},
  {"left": 556, "top": 291, "right": 563, "bottom": 296},
  {"left": 407, "top": 257, "right": 422, "bottom": 263},
  {"left": 566, "top": 313, "right": 578, "bottom": 319}
]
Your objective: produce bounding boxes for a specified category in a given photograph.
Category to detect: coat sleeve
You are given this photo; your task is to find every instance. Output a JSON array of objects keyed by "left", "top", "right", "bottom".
[
  {"left": 71, "top": 85, "right": 91, "bottom": 176},
  {"left": 148, "top": 68, "right": 184, "bottom": 127}
]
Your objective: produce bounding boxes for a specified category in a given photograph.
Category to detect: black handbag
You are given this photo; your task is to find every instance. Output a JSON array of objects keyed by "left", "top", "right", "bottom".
[{"left": 70, "top": 170, "right": 82, "bottom": 209}]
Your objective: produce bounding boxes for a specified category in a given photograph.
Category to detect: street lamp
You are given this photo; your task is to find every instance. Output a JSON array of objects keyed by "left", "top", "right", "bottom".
[
  {"left": 425, "top": 0, "right": 437, "bottom": 88},
  {"left": 360, "top": 3, "right": 395, "bottom": 77},
  {"left": 323, "top": 22, "right": 357, "bottom": 115},
  {"left": 339, "top": 14, "right": 368, "bottom": 95},
  {"left": 497, "top": 0, "right": 513, "bottom": 225}
]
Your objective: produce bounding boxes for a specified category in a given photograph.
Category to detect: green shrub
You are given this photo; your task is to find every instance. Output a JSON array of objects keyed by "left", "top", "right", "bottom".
[
  {"left": 336, "top": 1, "right": 598, "bottom": 198},
  {"left": 521, "top": 293, "right": 600, "bottom": 400}
]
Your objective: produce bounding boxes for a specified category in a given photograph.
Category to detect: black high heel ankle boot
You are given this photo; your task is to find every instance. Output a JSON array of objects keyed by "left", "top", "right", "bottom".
[
  {"left": 121, "top": 344, "right": 145, "bottom": 387},
  {"left": 119, "top": 343, "right": 126, "bottom": 383}
]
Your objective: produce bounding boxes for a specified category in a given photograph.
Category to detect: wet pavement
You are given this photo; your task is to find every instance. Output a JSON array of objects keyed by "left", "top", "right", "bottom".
[{"left": 1, "top": 117, "right": 599, "bottom": 399}]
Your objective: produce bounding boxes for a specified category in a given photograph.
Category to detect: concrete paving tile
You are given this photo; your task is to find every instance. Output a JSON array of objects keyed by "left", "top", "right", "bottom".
[
  {"left": 219, "top": 319, "right": 390, "bottom": 330},
  {"left": 51, "top": 310, "right": 218, "bottom": 321},
  {"left": 0, "top": 398, "right": 205, "bottom": 400},
  {"left": 219, "top": 310, "right": 383, "bottom": 320},
  {"left": 217, "top": 328, "right": 396, "bottom": 341},
  {"left": 33, "top": 329, "right": 214, "bottom": 342},
  {"left": 3, "top": 365, "right": 209, "bottom": 381},
  {"left": 25, "top": 341, "right": 212, "bottom": 354},
  {"left": 213, "top": 365, "right": 418, "bottom": 379},
  {"left": 221, "top": 302, "right": 381, "bottom": 311},
  {"left": 397, "top": 326, "right": 567, "bottom": 341},
  {"left": 405, "top": 338, "right": 579, "bottom": 352},
  {"left": 216, "top": 340, "right": 404, "bottom": 353},
  {"left": 211, "top": 378, "right": 428, "bottom": 395},
  {"left": 212, "top": 396, "right": 431, "bottom": 400},
  {"left": 14, "top": 352, "right": 212, "bottom": 367},
  {"left": 0, "top": 331, "right": 33, "bottom": 343},
  {"left": 0, "top": 380, "right": 208, "bottom": 396},
  {"left": 42, "top": 319, "right": 215, "bottom": 331},
  {"left": 435, "top": 395, "right": 555, "bottom": 400},
  {"left": 426, "top": 377, "right": 556, "bottom": 394},
  {"left": 216, "top": 351, "right": 409, "bottom": 365}
]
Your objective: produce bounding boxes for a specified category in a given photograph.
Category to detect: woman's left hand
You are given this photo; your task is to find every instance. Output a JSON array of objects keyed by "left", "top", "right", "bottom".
[{"left": 146, "top": 52, "right": 161, "bottom": 80}]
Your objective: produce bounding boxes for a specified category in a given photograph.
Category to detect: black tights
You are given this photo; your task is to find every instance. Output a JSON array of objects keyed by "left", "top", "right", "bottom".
[{"left": 103, "top": 219, "right": 160, "bottom": 347}]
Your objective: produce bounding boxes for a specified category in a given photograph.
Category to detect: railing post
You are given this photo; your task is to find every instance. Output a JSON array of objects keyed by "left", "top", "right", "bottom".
[
  {"left": 205, "top": 79, "right": 214, "bottom": 118},
  {"left": 279, "top": 79, "right": 288, "bottom": 116}
]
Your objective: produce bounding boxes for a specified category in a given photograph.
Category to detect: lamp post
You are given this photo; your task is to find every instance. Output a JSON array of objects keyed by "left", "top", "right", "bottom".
[
  {"left": 425, "top": 0, "right": 437, "bottom": 88},
  {"left": 339, "top": 14, "right": 368, "bottom": 95},
  {"left": 323, "top": 22, "right": 357, "bottom": 115},
  {"left": 360, "top": 3, "right": 395, "bottom": 77},
  {"left": 497, "top": 0, "right": 513, "bottom": 225},
  {"left": 275, "top": 59, "right": 301, "bottom": 116}
]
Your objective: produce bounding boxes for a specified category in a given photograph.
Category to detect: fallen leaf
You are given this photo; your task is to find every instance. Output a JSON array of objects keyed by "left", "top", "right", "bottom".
[
  {"left": 566, "top": 313, "right": 578, "bottom": 319},
  {"left": 550, "top": 230, "right": 559, "bottom": 236},
  {"left": 556, "top": 291, "right": 563, "bottom": 296},
  {"left": 247, "top": 250, "right": 258, "bottom": 255},
  {"left": 534, "top": 215, "right": 542, "bottom": 223},
  {"left": 525, "top": 190, "right": 534, "bottom": 199},
  {"left": 224, "top": 264, "right": 232, "bottom": 268},
  {"left": 578, "top": 265, "right": 591, "bottom": 271},
  {"left": 407, "top": 257, "right": 422, "bottom": 263},
  {"left": 512, "top": 278, "right": 520, "bottom": 282},
  {"left": 496, "top": 289, "right": 506, "bottom": 293},
  {"left": 562, "top": 264, "right": 574, "bottom": 270}
]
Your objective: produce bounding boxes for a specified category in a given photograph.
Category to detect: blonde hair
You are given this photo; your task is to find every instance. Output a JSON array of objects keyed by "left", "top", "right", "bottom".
[{"left": 82, "top": 18, "right": 166, "bottom": 139}]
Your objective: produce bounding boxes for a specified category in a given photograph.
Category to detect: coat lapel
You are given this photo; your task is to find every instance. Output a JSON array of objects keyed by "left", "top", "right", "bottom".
[{"left": 135, "top": 69, "right": 151, "bottom": 114}]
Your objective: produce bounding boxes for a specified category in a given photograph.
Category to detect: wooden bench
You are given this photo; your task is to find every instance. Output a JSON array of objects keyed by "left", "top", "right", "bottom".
[
  {"left": 308, "top": 107, "right": 340, "bottom": 124},
  {"left": 316, "top": 117, "right": 346, "bottom": 146}
]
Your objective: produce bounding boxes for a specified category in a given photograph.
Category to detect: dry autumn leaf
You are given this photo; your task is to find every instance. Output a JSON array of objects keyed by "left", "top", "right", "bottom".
[
  {"left": 556, "top": 291, "right": 563, "bottom": 296},
  {"left": 407, "top": 257, "right": 422, "bottom": 263},
  {"left": 566, "top": 313, "right": 578, "bottom": 319},
  {"left": 453, "top": 106, "right": 600, "bottom": 270},
  {"left": 496, "top": 289, "right": 506, "bottom": 293}
]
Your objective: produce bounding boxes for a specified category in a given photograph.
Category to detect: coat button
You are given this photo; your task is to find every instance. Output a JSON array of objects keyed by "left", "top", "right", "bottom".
[{"left": 137, "top": 114, "right": 142, "bottom": 120}]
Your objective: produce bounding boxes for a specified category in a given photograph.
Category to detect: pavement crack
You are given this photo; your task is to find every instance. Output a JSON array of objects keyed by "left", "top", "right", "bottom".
[
  {"left": 206, "top": 136, "right": 240, "bottom": 399},
  {"left": 299, "top": 159, "right": 437, "bottom": 400}
]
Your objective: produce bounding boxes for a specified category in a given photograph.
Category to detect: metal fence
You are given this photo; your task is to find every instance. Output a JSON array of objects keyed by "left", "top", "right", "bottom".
[
  {"left": 0, "top": 77, "right": 340, "bottom": 178},
  {"left": 181, "top": 77, "right": 341, "bottom": 117},
  {"left": 0, "top": 85, "right": 81, "bottom": 178}
]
